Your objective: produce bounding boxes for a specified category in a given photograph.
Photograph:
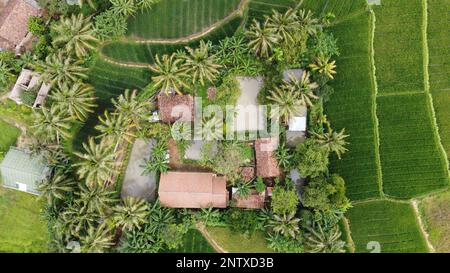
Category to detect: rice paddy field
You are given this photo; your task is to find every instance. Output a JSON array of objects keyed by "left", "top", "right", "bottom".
[
  {"left": 324, "top": 11, "right": 381, "bottom": 201},
  {"left": 101, "top": 15, "right": 243, "bottom": 64},
  {"left": 377, "top": 94, "right": 449, "bottom": 198},
  {"left": 427, "top": 0, "right": 450, "bottom": 159},
  {"left": 347, "top": 200, "right": 428, "bottom": 253},
  {"left": 247, "top": 0, "right": 297, "bottom": 23},
  {"left": 127, "top": 0, "right": 242, "bottom": 39},
  {"left": 372, "top": 0, "right": 425, "bottom": 94}
]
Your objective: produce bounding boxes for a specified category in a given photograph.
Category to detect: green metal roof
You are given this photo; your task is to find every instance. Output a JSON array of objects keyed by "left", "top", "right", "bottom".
[{"left": 0, "top": 147, "right": 49, "bottom": 194}]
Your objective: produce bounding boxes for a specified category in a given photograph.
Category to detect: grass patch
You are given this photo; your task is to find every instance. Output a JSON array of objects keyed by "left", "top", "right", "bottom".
[
  {"left": 347, "top": 200, "right": 428, "bottom": 253},
  {"left": 0, "top": 119, "right": 20, "bottom": 160},
  {"left": 377, "top": 93, "right": 449, "bottom": 198},
  {"left": 419, "top": 191, "right": 450, "bottom": 252},
  {"left": 324, "top": 12, "right": 381, "bottom": 201},
  {"left": 373, "top": 0, "right": 425, "bottom": 94},
  {"left": 0, "top": 187, "right": 49, "bottom": 252},
  {"left": 168, "top": 229, "right": 215, "bottom": 253},
  {"left": 206, "top": 226, "right": 273, "bottom": 253},
  {"left": 127, "top": 0, "right": 241, "bottom": 39}
]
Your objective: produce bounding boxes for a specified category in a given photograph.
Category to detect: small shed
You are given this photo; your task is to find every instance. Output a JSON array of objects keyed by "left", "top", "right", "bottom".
[{"left": 0, "top": 147, "right": 49, "bottom": 195}]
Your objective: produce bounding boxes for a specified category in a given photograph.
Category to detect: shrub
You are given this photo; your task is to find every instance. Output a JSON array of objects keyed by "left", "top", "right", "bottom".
[
  {"left": 20, "top": 90, "right": 38, "bottom": 106},
  {"left": 271, "top": 181, "right": 299, "bottom": 216},
  {"left": 224, "top": 209, "right": 263, "bottom": 236},
  {"left": 28, "top": 16, "right": 46, "bottom": 36},
  {"left": 294, "top": 139, "right": 329, "bottom": 178},
  {"left": 93, "top": 10, "right": 128, "bottom": 41}
]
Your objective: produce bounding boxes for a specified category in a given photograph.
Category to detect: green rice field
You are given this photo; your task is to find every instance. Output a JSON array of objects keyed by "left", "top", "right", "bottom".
[
  {"left": 373, "top": 0, "right": 425, "bottom": 94},
  {"left": 347, "top": 200, "right": 428, "bottom": 253},
  {"left": 127, "top": 0, "right": 242, "bottom": 39},
  {"left": 169, "top": 229, "right": 215, "bottom": 253},
  {"left": 377, "top": 93, "right": 449, "bottom": 198}
]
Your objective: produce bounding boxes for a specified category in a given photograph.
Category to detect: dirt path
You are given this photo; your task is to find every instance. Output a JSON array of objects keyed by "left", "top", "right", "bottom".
[
  {"left": 412, "top": 199, "right": 436, "bottom": 253},
  {"left": 195, "top": 222, "right": 228, "bottom": 253}
]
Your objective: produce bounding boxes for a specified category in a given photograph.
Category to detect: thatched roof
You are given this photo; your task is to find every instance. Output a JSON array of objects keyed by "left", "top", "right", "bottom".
[
  {"left": 0, "top": 0, "right": 40, "bottom": 50},
  {"left": 255, "top": 138, "right": 280, "bottom": 178},
  {"left": 157, "top": 92, "right": 194, "bottom": 123}
]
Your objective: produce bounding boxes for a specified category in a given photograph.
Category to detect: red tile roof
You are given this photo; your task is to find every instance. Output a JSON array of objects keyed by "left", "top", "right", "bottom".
[
  {"left": 159, "top": 171, "right": 228, "bottom": 208},
  {"left": 255, "top": 138, "right": 280, "bottom": 178},
  {"left": 157, "top": 92, "right": 194, "bottom": 123},
  {"left": 0, "top": 0, "right": 40, "bottom": 50}
]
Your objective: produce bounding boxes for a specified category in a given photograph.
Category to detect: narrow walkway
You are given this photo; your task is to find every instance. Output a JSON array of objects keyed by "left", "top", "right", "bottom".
[
  {"left": 195, "top": 222, "right": 227, "bottom": 253},
  {"left": 412, "top": 200, "right": 436, "bottom": 253}
]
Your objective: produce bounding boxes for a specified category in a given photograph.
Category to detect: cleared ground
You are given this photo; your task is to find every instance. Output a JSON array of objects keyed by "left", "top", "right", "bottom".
[
  {"left": 347, "top": 200, "right": 428, "bottom": 253},
  {"left": 420, "top": 192, "right": 450, "bottom": 252},
  {"left": 0, "top": 187, "right": 48, "bottom": 252}
]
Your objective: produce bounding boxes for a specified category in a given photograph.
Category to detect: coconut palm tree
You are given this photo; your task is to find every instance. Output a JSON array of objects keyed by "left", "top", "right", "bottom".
[
  {"left": 60, "top": 201, "right": 100, "bottom": 238},
  {"left": 50, "top": 82, "right": 97, "bottom": 122},
  {"left": 267, "top": 86, "right": 304, "bottom": 124},
  {"left": 34, "top": 52, "right": 88, "bottom": 87},
  {"left": 38, "top": 171, "right": 76, "bottom": 205},
  {"left": 142, "top": 152, "right": 169, "bottom": 174},
  {"left": 81, "top": 224, "right": 115, "bottom": 253},
  {"left": 77, "top": 183, "right": 117, "bottom": 215},
  {"left": 74, "top": 137, "right": 117, "bottom": 188},
  {"left": 246, "top": 19, "right": 280, "bottom": 58},
  {"left": 95, "top": 111, "right": 136, "bottom": 152},
  {"left": 275, "top": 143, "right": 293, "bottom": 170},
  {"left": 0, "top": 60, "right": 13, "bottom": 87},
  {"left": 236, "top": 181, "right": 252, "bottom": 198},
  {"left": 52, "top": 14, "right": 98, "bottom": 58},
  {"left": 137, "top": 0, "right": 158, "bottom": 11},
  {"left": 267, "top": 8, "right": 299, "bottom": 43},
  {"left": 297, "top": 9, "right": 320, "bottom": 36},
  {"left": 32, "top": 105, "right": 72, "bottom": 144},
  {"left": 313, "top": 125, "right": 349, "bottom": 159},
  {"left": 268, "top": 212, "right": 300, "bottom": 239},
  {"left": 150, "top": 53, "right": 189, "bottom": 95},
  {"left": 305, "top": 224, "right": 346, "bottom": 253},
  {"left": 110, "top": 0, "right": 138, "bottom": 17},
  {"left": 309, "top": 55, "right": 337, "bottom": 79},
  {"left": 113, "top": 197, "right": 149, "bottom": 232},
  {"left": 283, "top": 72, "right": 319, "bottom": 108},
  {"left": 182, "top": 41, "right": 222, "bottom": 86},
  {"left": 111, "top": 89, "right": 152, "bottom": 131},
  {"left": 199, "top": 115, "right": 223, "bottom": 141}
]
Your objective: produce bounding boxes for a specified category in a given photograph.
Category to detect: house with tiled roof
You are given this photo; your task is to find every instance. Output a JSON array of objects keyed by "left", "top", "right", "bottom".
[
  {"left": 0, "top": 0, "right": 41, "bottom": 53},
  {"left": 158, "top": 171, "right": 228, "bottom": 208}
]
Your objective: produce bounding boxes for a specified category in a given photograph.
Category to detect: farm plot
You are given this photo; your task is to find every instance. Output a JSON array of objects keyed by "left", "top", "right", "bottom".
[
  {"left": 301, "top": 0, "right": 367, "bottom": 20},
  {"left": 419, "top": 191, "right": 450, "bottom": 252},
  {"left": 71, "top": 59, "right": 151, "bottom": 150},
  {"left": 427, "top": 0, "right": 450, "bottom": 159},
  {"left": 102, "top": 15, "right": 243, "bottom": 64},
  {"left": 347, "top": 200, "right": 428, "bottom": 253},
  {"left": 377, "top": 93, "right": 449, "bottom": 199},
  {"left": 373, "top": 0, "right": 425, "bottom": 94},
  {"left": 324, "top": 12, "right": 381, "bottom": 201},
  {"left": 127, "top": 0, "right": 242, "bottom": 39}
]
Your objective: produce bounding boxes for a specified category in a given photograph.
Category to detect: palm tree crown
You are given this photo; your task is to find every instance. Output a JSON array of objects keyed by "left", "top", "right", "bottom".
[
  {"left": 182, "top": 41, "right": 222, "bottom": 86},
  {"left": 32, "top": 105, "right": 72, "bottom": 144},
  {"left": 113, "top": 197, "right": 149, "bottom": 232},
  {"left": 50, "top": 82, "right": 97, "bottom": 122},
  {"left": 52, "top": 14, "right": 98, "bottom": 58},
  {"left": 246, "top": 19, "right": 280, "bottom": 58},
  {"left": 150, "top": 53, "right": 189, "bottom": 95}
]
